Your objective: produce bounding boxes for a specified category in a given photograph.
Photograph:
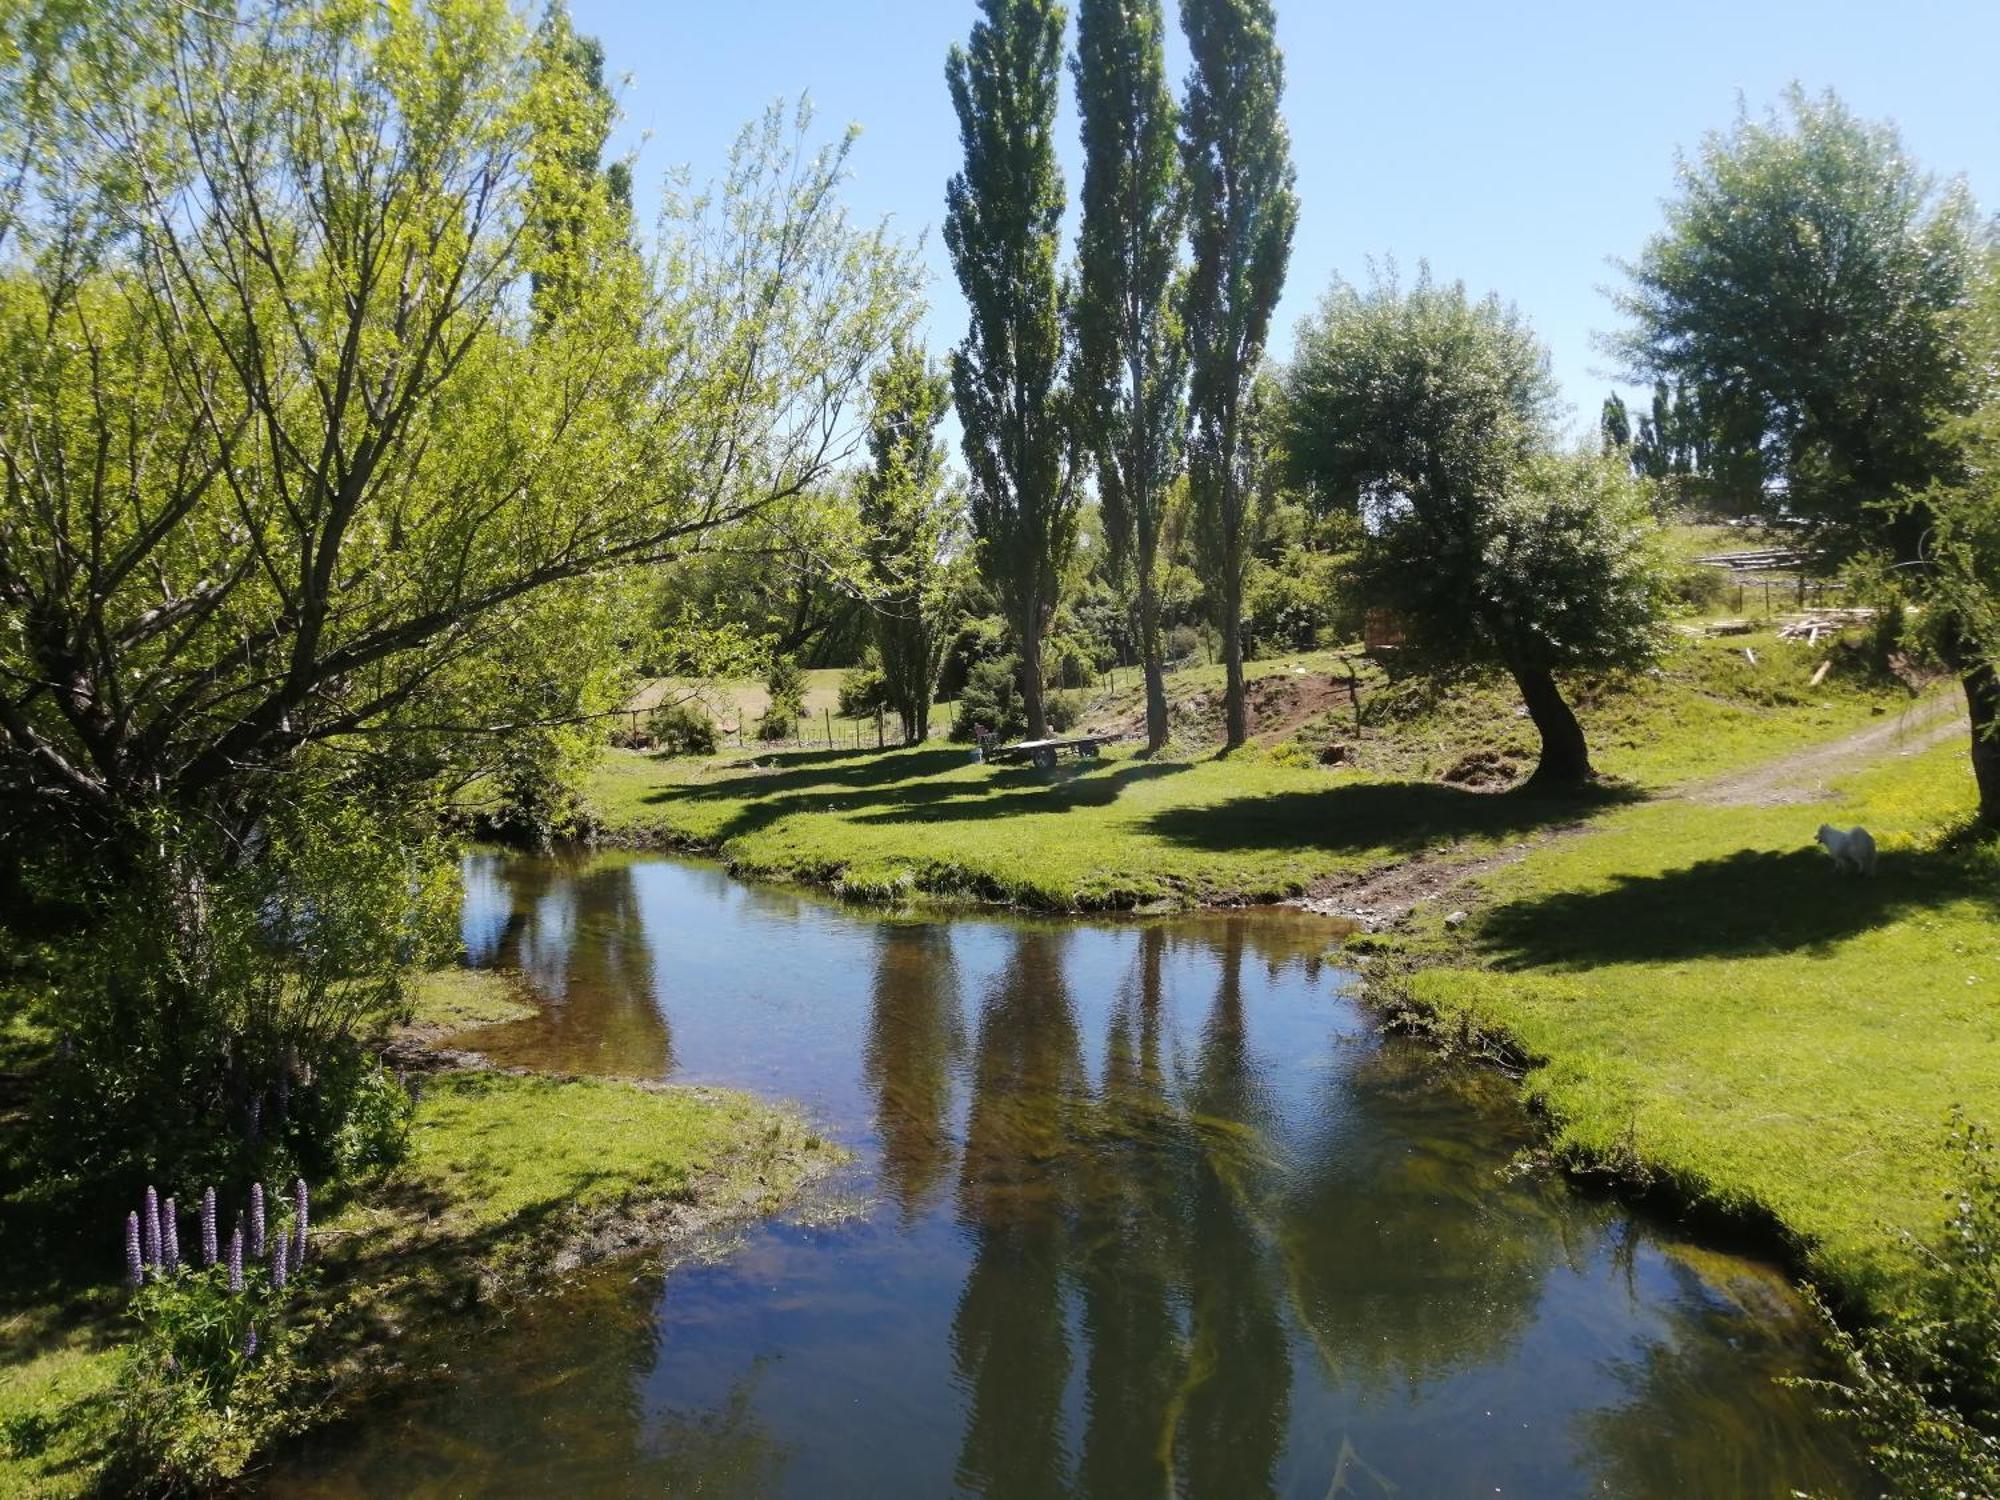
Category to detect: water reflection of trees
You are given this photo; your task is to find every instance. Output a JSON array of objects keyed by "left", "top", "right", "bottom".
[
  {"left": 863, "top": 923, "right": 965, "bottom": 1225},
  {"left": 952, "top": 928, "right": 1087, "bottom": 1498},
  {"left": 863, "top": 914, "right": 1834, "bottom": 1500},
  {"left": 941, "top": 922, "right": 1297, "bottom": 1500},
  {"left": 466, "top": 853, "right": 675, "bottom": 1075}
]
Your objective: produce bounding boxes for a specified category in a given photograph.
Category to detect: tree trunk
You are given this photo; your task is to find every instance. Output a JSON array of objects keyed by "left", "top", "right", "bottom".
[
  {"left": 1137, "top": 558, "right": 1168, "bottom": 754},
  {"left": 1964, "top": 660, "right": 2000, "bottom": 832},
  {"left": 1020, "top": 598, "right": 1048, "bottom": 740},
  {"left": 1509, "top": 661, "right": 1592, "bottom": 786},
  {"left": 1220, "top": 572, "right": 1247, "bottom": 751}
]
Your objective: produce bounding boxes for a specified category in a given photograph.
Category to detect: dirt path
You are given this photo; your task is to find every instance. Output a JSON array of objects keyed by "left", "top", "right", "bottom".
[
  {"left": 1293, "top": 691, "right": 1967, "bottom": 929},
  {"left": 1690, "top": 695, "right": 1965, "bottom": 806}
]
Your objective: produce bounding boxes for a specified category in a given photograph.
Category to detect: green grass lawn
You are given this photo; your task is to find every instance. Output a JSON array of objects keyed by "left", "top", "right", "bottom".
[
  {"left": 590, "top": 633, "right": 1926, "bottom": 910},
  {"left": 1400, "top": 738, "right": 1998, "bottom": 1314}
]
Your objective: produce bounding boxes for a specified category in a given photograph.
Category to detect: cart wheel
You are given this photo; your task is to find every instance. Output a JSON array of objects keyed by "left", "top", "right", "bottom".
[
  {"left": 1080, "top": 740, "right": 1099, "bottom": 759},
  {"left": 1035, "top": 747, "right": 1057, "bottom": 770}
]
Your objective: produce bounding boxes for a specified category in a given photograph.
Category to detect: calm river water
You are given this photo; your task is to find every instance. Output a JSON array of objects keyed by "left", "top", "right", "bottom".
[{"left": 272, "top": 849, "right": 1863, "bottom": 1498}]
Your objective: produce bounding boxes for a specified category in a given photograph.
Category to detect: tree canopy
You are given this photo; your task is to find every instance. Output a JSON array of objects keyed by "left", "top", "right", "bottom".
[
  {"left": 0, "top": 0, "right": 921, "bottom": 1169},
  {"left": 1611, "top": 86, "right": 1983, "bottom": 556},
  {"left": 1284, "top": 270, "right": 1668, "bottom": 784}
]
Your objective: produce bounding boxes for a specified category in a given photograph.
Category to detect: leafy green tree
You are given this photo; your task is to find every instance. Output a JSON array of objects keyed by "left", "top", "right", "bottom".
[
  {"left": 1599, "top": 393, "right": 1632, "bottom": 453},
  {"left": 1284, "top": 271, "right": 1669, "bottom": 785},
  {"left": 526, "top": 2, "right": 635, "bottom": 323},
  {"left": 1612, "top": 86, "right": 1991, "bottom": 816},
  {"left": 945, "top": 0, "right": 1081, "bottom": 740},
  {"left": 858, "top": 340, "right": 967, "bottom": 743},
  {"left": 1073, "top": 0, "right": 1186, "bottom": 753},
  {"left": 1179, "top": 0, "right": 1298, "bottom": 749},
  {"left": 0, "top": 1, "right": 920, "bottom": 1169}
]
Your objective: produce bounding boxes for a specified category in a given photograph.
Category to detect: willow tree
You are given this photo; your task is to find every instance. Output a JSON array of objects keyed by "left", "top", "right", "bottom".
[
  {"left": 1073, "top": 0, "right": 1185, "bottom": 753},
  {"left": 859, "top": 341, "right": 966, "bottom": 743},
  {"left": 1179, "top": 0, "right": 1297, "bottom": 749},
  {"left": 0, "top": 0, "right": 920, "bottom": 1169},
  {"left": 1283, "top": 272, "right": 1670, "bottom": 786},
  {"left": 945, "top": 0, "right": 1080, "bottom": 740}
]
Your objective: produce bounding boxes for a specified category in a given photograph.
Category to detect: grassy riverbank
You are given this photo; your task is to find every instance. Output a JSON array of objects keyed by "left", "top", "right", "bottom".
[
  {"left": 588, "top": 633, "right": 1923, "bottom": 909},
  {"left": 1385, "top": 736, "right": 1996, "bottom": 1315},
  {"left": 0, "top": 977, "right": 839, "bottom": 1497}
]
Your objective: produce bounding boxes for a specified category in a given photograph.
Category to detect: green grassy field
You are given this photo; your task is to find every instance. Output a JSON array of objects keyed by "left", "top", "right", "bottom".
[
  {"left": 589, "top": 633, "right": 1927, "bottom": 909},
  {"left": 1398, "top": 738, "right": 1996, "bottom": 1315}
]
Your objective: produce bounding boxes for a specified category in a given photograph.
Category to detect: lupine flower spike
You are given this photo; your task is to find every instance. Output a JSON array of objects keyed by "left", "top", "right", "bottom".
[
  {"left": 269, "top": 1232, "right": 287, "bottom": 1291},
  {"left": 243, "top": 1325, "right": 258, "bottom": 1360},
  {"left": 249, "top": 1183, "right": 266, "bottom": 1259},
  {"left": 161, "top": 1197, "right": 180, "bottom": 1272},
  {"left": 125, "top": 1212, "right": 143, "bottom": 1288},
  {"left": 228, "top": 1224, "right": 245, "bottom": 1293},
  {"left": 200, "top": 1187, "right": 218, "bottom": 1268},
  {"left": 142, "top": 1185, "right": 161, "bottom": 1270},
  {"left": 291, "top": 1179, "right": 310, "bottom": 1272}
]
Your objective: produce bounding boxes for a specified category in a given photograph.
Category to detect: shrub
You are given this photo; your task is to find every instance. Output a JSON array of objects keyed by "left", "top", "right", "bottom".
[
  {"left": 1669, "top": 563, "right": 1731, "bottom": 614},
  {"left": 647, "top": 700, "right": 718, "bottom": 757},
  {"left": 760, "top": 656, "right": 808, "bottom": 741},
  {"left": 1794, "top": 1112, "right": 2000, "bottom": 1496},
  {"left": 1164, "top": 623, "right": 1204, "bottom": 665},
  {"left": 938, "top": 615, "right": 1012, "bottom": 701},
  {"left": 765, "top": 656, "right": 808, "bottom": 717},
  {"left": 951, "top": 656, "right": 1026, "bottom": 742},
  {"left": 1045, "top": 690, "right": 1082, "bottom": 734},
  {"left": 837, "top": 653, "right": 888, "bottom": 718}
]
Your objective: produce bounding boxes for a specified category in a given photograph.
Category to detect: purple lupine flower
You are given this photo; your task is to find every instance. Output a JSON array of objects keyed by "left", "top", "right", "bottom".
[
  {"left": 275, "top": 1073, "right": 290, "bottom": 1120},
  {"left": 200, "top": 1187, "right": 218, "bottom": 1268},
  {"left": 228, "top": 1224, "right": 244, "bottom": 1292},
  {"left": 161, "top": 1197, "right": 180, "bottom": 1272},
  {"left": 249, "top": 1183, "right": 266, "bottom": 1259},
  {"left": 125, "top": 1211, "right": 143, "bottom": 1287},
  {"left": 269, "top": 1233, "right": 287, "bottom": 1291},
  {"left": 290, "top": 1179, "right": 309, "bottom": 1272},
  {"left": 142, "top": 1186, "right": 161, "bottom": 1270},
  {"left": 246, "top": 1094, "right": 262, "bottom": 1145},
  {"left": 243, "top": 1324, "right": 258, "bottom": 1360},
  {"left": 409, "top": 1075, "right": 423, "bottom": 1106}
]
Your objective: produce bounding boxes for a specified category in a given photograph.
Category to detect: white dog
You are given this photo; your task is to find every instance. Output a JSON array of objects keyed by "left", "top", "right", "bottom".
[{"left": 1816, "top": 824, "right": 1877, "bottom": 876}]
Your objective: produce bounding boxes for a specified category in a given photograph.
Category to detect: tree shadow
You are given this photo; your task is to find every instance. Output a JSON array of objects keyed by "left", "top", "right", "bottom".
[
  {"left": 1479, "top": 845, "right": 2000, "bottom": 968},
  {"left": 642, "top": 750, "right": 1192, "bottom": 841},
  {"left": 1143, "top": 781, "right": 1642, "bottom": 860}
]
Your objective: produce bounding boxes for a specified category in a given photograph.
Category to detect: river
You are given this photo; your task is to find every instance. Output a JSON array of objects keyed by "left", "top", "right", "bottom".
[{"left": 271, "top": 848, "right": 1863, "bottom": 1497}]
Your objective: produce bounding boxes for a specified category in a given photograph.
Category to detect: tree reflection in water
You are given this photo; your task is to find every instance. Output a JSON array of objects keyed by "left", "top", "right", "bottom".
[
  {"left": 282, "top": 855, "right": 1864, "bottom": 1499},
  {"left": 863, "top": 922, "right": 966, "bottom": 1225},
  {"left": 458, "top": 851, "right": 675, "bottom": 1076}
]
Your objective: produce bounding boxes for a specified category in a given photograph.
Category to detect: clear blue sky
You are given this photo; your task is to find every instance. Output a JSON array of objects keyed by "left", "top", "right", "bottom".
[{"left": 573, "top": 0, "right": 2000, "bottom": 436}]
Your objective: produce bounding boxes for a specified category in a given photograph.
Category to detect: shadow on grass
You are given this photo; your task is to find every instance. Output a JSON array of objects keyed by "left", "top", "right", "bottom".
[
  {"left": 643, "top": 748, "right": 1191, "bottom": 840},
  {"left": 1479, "top": 845, "right": 2000, "bottom": 969},
  {"left": 1144, "top": 781, "right": 1642, "bottom": 860}
]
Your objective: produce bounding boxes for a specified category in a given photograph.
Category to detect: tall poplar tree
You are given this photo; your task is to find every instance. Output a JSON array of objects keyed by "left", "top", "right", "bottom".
[
  {"left": 1073, "top": 0, "right": 1186, "bottom": 754},
  {"left": 1180, "top": 0, "right": 1297, "bottom": 749},
  {"left": 945, "top": 0, "right": 1080, "bottom": 740}
]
